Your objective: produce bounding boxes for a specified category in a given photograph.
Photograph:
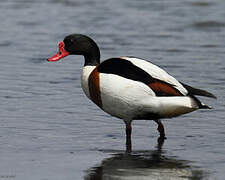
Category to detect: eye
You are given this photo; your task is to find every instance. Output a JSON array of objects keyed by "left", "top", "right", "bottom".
[{"left": 67, "top": 39, "right": 73, "bottom": 46}]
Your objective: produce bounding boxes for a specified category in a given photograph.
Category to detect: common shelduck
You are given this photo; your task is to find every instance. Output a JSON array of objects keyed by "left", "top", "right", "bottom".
[{"left": 48, "top": 34, "right": 216, "bottom": 150}]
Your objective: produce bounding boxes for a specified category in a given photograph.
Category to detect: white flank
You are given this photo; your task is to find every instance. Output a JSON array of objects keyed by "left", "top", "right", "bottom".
[
  {"left": 140, "top": 96, "right": 199, "bottom": 118},
  {"left": 81, "top": 59, "right": 199, "bottom": 121},
  {"left": 99, "top": 73, "right": 198, "bottom": 120},
  {"left": 99, "top": 73, "right": 155, "bottom": 120}
]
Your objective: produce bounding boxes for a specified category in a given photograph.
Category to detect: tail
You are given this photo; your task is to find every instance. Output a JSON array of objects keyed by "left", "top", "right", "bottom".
[
  {"left": 200, "top": 104, "right": 213, "bottom": 109},
  {"left": 190, "top": 95, "right": 213, "bottom": 109},
  {"left": 181, "top": 83, "right": 216, "bottom": 99}
]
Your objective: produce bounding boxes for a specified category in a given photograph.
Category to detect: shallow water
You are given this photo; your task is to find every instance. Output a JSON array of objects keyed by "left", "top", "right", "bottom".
[{"left": 0, "top": 0, "right": 224, "bottom": 179}]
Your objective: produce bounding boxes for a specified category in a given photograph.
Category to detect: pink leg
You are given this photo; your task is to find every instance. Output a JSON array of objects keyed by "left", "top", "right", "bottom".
[
  {"left": 154, "top": 120, "right": 166, "bottom": 139},
  {"left": 125, "top": 121, "right": 132, "bottom": 153}
]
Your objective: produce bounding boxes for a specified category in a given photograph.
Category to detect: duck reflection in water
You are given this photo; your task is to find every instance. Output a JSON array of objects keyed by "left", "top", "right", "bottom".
[{"left": 84, "top": 139, "right": 208, "bottom": 180}]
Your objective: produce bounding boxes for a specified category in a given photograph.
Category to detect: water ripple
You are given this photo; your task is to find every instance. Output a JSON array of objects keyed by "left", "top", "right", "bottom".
[
  {"left": 191, "top": 2, "right": 215, "bottom": 7},
  {"left": 192, "top": 20, "right": 225, "bottom": 31}
]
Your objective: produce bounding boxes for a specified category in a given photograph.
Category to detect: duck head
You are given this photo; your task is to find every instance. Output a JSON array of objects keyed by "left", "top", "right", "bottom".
[{"left": 48, "top": 34, "right": 100, "bottom": 66}]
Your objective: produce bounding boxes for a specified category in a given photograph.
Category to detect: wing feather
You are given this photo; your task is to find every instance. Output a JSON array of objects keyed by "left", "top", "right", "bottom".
[
  {"left": 121, "top": 56, "right": 188, "bottom": 95},
  {"left": 98, "top": 57, "right": 187, "bottom": 97}
]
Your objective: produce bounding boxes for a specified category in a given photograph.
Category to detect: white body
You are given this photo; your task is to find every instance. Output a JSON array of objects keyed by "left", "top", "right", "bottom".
[{"left": 81, "top": 58, "right": 199, "bottom": 121}]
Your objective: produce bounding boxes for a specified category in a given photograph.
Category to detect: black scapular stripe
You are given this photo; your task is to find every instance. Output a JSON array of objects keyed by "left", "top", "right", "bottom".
[
  {"left": 97, "top": 58, "right": 154, "bottom": 84},
  {"left": 97, "top": 58, "right": 182, "bottom": 96}
]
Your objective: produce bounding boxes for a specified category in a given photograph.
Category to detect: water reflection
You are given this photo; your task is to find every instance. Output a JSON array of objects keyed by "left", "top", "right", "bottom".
[{"left": 84, "top": 141, "right": 208, "bottom": 180}]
